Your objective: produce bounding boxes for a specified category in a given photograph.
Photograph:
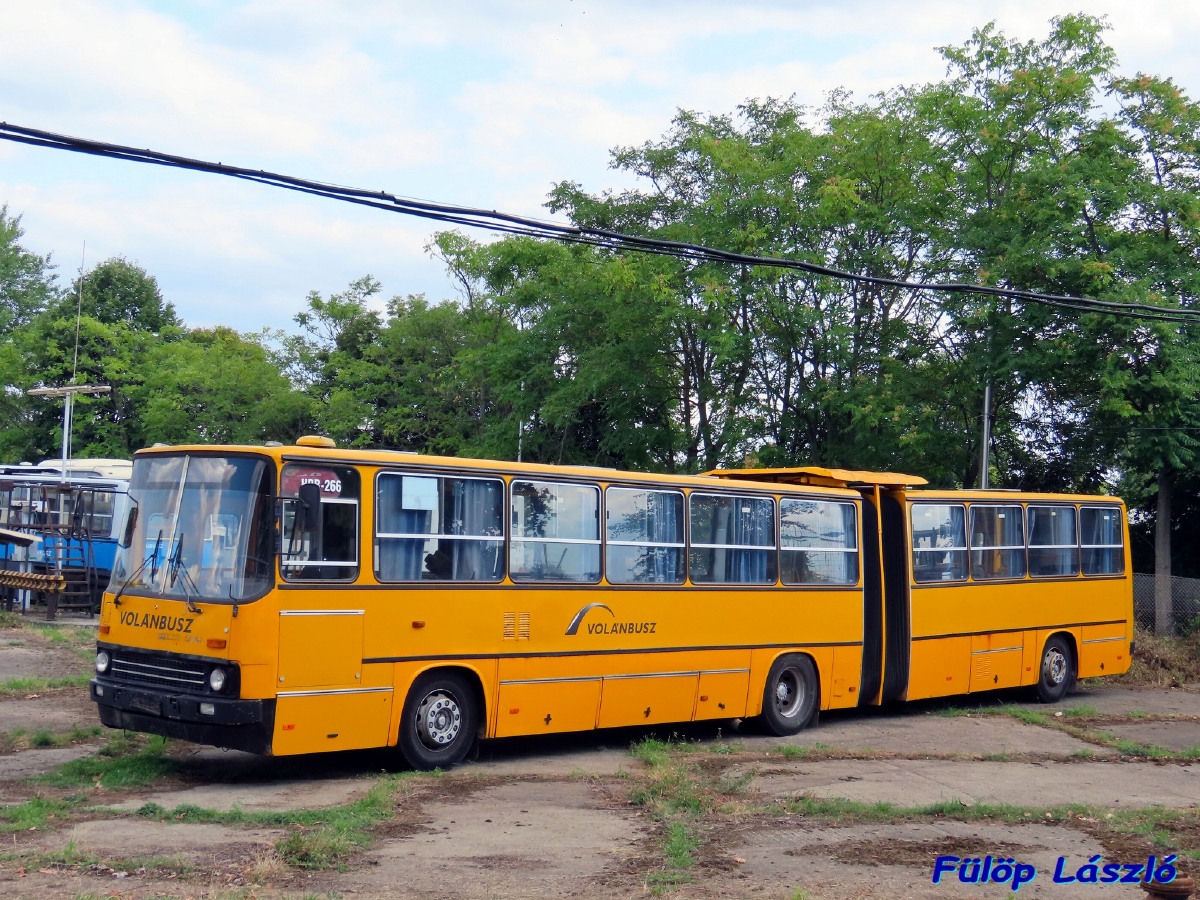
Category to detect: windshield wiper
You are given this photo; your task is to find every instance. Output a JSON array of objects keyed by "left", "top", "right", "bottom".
[
  {"left": 112, "top": 529, "right": 163, "bottom": 608},
  {"left": 166, "top": 533, "right": 203, "bottom": 614}
]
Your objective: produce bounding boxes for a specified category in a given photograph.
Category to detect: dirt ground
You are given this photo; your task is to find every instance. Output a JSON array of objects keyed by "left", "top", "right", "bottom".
[{"left": 0, "top": 619, "right": 1198, "bottom": 899}]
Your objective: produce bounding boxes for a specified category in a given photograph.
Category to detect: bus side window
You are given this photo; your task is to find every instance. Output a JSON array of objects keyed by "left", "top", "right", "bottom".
[
  {"left": 969, "top": 505, "right": 1026, "bottom": 580},
  {"left": 780, "top": 499, "right": 857, "bottom": 585},
  {"left": 605, "top": 487, "right": 685, "bottom": 584},
  {"left": 689, "top": 493, "right": 777, "bottom": 585},
  {"left": 910, "top": 504, "right": 967, "bottom": 583},
  {"left": 280, "top": 465, "right": 360, "bottom": 582},
  {"left": 375, "top": 473, "right": 504, "bottom": 582},
  {"left": 1027, "top": 505, "right": 1079, "bottom": 577},
  {"left": 1080, "top": 506, "right": 1124, "bottom": 575},
  {"left": 511, "top": 481, "right": 600, "bottom": 582}
]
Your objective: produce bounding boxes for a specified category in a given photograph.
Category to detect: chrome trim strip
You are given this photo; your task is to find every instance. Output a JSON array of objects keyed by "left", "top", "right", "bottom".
[
  {"left": 279, "top": 610, "right": 365, "bottom": 616},
  {"left": 499, "top": 676, "right": 602, "bottom": 685},
  {"left": 699, "top": 668, "right": 751, "bottom": 675},
  {"left": 971, "top": 646, "right": 1022, "bottom": 654},
  {"left": 277, "top": 686, "right": 393, "bottom": 697},
  {"left": 1083, "top": 636, "right": 1126, "bottom": 644},
  {"left": 605, "top": 671, "right": 699, "bottom": 680}
]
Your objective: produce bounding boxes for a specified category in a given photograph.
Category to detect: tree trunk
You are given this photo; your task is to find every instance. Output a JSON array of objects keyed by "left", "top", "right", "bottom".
[{"left": 1155, "top": 467, "right": 1174, "bottom": 637}]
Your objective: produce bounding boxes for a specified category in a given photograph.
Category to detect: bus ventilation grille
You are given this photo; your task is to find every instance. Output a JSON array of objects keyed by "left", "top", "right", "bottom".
[{"left": 108, "top": 650, "right": 207, "bottom": 692}]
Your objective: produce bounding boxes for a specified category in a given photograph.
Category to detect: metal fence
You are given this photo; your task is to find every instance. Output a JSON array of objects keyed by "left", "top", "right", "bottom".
[{"left": 1133, "top": 573, "right": 1200, "bottom": 630}]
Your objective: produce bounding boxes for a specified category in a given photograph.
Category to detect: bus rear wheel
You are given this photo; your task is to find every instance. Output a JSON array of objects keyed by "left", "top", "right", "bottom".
[
  {"left": 1035, "top": 636, "right": 1076, "bottom": 704},
  {"left": 759, "top": 654, "right": 819, "bottom": 736},
  {"left": 398, "top": 671, "right": 477, "bottom": 771}
]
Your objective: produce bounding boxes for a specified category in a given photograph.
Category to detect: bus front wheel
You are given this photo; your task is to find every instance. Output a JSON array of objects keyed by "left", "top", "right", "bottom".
[
  {"left": 759, "top": 654, "right": 819, "bottom": 736},
  {"left": 1035, "top": 637, "right": 1076, "bottom": 704},
  {"left": 398, "top": 671, "right": 478, "bottom": 771}
]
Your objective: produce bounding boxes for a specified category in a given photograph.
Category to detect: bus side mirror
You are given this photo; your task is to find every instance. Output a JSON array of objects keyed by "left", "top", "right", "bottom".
[
  {"left": 297, "top": 483, "right": 322, "bottom": 533},
  {"left": 120, "top": 504, "right": 139, "bottom": 549}
]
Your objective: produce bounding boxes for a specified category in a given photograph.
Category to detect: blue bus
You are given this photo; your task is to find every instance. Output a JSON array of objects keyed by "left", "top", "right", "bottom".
[{"left": 0, "top": 459, "right": 131, "bottom": 613}]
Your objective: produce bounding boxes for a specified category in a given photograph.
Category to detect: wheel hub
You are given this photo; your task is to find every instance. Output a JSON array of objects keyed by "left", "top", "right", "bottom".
[
  {"left": 774, "top": 669, "right": 804, "bottom": 718},
  {"left": 1045, "top": 649, "right": 1066, "bottom": 684},
  {"left": 416, "top": 690, "right": 461, "bottom": 749}
]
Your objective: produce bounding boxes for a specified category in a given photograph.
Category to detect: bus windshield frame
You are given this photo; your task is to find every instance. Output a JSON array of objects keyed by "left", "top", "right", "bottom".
[{"left": 108, "top": 452, "right": 275, "bottom": 604}]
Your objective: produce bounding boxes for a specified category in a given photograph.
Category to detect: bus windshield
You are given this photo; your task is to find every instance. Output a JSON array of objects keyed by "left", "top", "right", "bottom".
[{"left": 109, "top": 454, "right": 273, "bottom": 603}]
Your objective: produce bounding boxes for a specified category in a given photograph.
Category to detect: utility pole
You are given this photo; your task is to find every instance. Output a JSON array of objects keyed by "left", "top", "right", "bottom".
[
  {"left": 979, "top": 322, "right": 993, "bottom": 490},
  {"left": 26, "top": 385, "right": 112, "bottom": 479}
]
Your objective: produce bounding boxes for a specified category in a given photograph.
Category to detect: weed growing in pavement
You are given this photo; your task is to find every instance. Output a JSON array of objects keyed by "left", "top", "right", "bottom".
[
  {"left": 1129, "top": 710, "right": 1149, "bottom": 718},
  {"left": 35, "top": 734, "right": 179, "bottom": 790},
  {"left": 981, "top": 752, "right": 1012, "bottom": 761},
  {"left": 1063, "top": 705, "right": 1099, "bottom": 717},
  {"left": 0, "top": 611, "right": 20, "bottom": 628}
]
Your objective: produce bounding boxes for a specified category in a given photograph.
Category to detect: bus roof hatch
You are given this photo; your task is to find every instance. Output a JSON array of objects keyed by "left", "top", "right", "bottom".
[{"left": 703, "top": 466, "right": 928, "bottom": 488}]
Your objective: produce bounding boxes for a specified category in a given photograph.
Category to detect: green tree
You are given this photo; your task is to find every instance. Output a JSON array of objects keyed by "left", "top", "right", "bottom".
[{"left": 134, "top": 328, "right": 311, "bottom": 445}]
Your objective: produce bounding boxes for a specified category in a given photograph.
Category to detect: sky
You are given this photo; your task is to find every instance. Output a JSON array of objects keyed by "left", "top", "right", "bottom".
[{"left": 3, "top": 0, "right": 1200, "bottom": 333}]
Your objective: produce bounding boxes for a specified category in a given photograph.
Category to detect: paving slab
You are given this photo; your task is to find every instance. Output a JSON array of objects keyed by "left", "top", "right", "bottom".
[
  {"left": 0, "top": 745, "right": 94, "bottom": 782},
  {"left": 0, "top": 646, "right": 67, "bottom": 680},
  {"left": 0, "top": 695, "right": 97, "bottom": 736},
  {"left": 38, "top": 818, "right": 283, "bottom": 859},
  {"left": 720, "top": 820, "right": 1107, "bottom": 899},
  {"left": 773, "top": 714, "right": 1111, "bottom": 757},
  {"left": 753, "top": 758, "right": 1200, "bottom": 807},
  {"left": 1105, "top": 720, "right": 1200, "bottom": 753},
  {"left": 1055, "top": 687, "right": 1200, "bottom": 717},
  {"left": 108, "top": 776, "right": 376, "bottom": 813},
  {"left": 349, "top": 781, "right": 641, "bottom": 898},
  {"left": 470, "top": 745, "right": 633, "bottom": 777}
]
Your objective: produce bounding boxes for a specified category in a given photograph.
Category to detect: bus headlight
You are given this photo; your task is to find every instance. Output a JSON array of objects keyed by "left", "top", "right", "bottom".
[
  {"left": 209, "top": 667, "right": 227, "bottom": 692},
  {"left": 95, "top": 650, "right": 110, "bottom": 674}
]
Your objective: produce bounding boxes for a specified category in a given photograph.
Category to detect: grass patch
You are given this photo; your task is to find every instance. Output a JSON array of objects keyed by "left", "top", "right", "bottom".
[
  {"left": 628, "top": 736, "right": 710, "bottom": 892},
  {"left": 1063, "top": 704, "right": 1099, "bottom": 717},
  {"left": 1110, "top": 627, "right": 1200, "bottom": 687},
  {"left": 0, "top": 796, "right": 80, "bottom": 832},
  {"left": 133, "top": 776, "right": 407, "bottom": 870},
  {"left": 999, "top": 705, "right": 1049, "bottom": 726},
  {"left": 630, "top": 736, "right": 673, "bottom": 768},
  {"left": 35, "top": 734, "right": 179, "bottom": 790},
  {"left": 1110, "top": 739, "right": 1174, "bottom": 758},
  {"left": 776, "top": 743, "right": 830, "bottom": 759},
  {"left": 0, "top": 674, "right": 91, "bottom": 697}
]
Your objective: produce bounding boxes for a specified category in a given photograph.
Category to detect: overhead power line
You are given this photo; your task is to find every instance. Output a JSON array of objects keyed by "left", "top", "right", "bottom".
[{"left": 2, "top": 120, "right": 1197, "bottom": 324}]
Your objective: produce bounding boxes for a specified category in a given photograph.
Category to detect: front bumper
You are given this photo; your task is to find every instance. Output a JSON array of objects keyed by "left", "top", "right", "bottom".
[{"left": 91, "top": 678, "right": 275, "bottom": 754}]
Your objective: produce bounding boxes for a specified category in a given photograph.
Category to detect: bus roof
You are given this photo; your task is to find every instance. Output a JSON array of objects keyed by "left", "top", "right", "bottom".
[
  {"left": 704, "top": 466, "right": 929, "bottom": 488},
  {"left": 132, "top": 443, "right": 865, "bottom": 499}
]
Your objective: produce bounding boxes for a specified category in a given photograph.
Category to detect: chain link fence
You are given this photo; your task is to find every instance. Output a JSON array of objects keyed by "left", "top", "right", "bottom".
[{"left": 1133, "top": 574, "right": 1200, "bottom": 630}]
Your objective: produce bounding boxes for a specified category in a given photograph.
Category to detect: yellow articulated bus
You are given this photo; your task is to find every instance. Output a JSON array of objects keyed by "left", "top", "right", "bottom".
[{"left": 90, "top": 440, "right": 1132, "bottom": 769}]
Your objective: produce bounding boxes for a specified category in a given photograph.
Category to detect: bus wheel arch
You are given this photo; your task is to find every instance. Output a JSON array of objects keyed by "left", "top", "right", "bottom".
[
  {"left": 1035, "top": 632, "right": 1077, "bottom": 704},
  {"left": 758, "top": 652, "right": 820, "bottom": 736},
  {"left": 397, "top": 666, "right": 484, "bottom": 771}
]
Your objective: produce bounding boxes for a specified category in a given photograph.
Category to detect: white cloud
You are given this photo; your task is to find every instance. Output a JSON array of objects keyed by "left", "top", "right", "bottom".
[{"left": 2, "top": 0, "right": 1199, "bottom": 331}]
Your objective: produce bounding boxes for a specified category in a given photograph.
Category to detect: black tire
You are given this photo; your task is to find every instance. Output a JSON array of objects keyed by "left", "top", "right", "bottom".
[
  {"left": 397, "top": 671, "right": 478, "bottom": 771},
  {"left": 1035, "top": 636, "right": 1076, "bottom": 703},
  {"left": 759, "top": 654, "right": 819, "bottom": 736}
]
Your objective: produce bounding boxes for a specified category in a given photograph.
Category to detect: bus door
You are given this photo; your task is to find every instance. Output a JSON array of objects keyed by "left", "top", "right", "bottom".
[
  {"left": 276, "top": 464, "right": 392, "bottom": 754},
  {"left": 878, "top": 490, "right": 911, "bottom": 703},
  {"left": 857, "top": 488, "right": 884, "bottom": 706}
]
